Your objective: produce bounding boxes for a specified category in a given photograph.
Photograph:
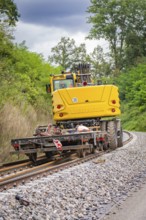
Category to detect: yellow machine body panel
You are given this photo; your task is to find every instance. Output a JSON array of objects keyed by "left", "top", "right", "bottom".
[{"left": 52, "top": 85, "right": 120, "bottom": 121}]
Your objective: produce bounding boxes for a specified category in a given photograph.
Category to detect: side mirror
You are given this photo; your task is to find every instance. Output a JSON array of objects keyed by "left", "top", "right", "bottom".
[{"left": 46, "top": 84, "right": 51, "bottom": 93}]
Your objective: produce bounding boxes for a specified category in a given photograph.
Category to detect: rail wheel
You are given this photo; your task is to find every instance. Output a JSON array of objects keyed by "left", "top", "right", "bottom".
[
  {"left": 90, "top": 145, "right": 95, "bottom": 154},
  {"left": 117, "top": 119, "right": 123, "bottom": 147},
  {"left": 100, "top": 121, "right": 109, "bottom": 150},
  {"left": 45, "top": 151, "right": 53, "bottom": 159},
  {"left": 77, "top": 149, "right": 86, "bottom": 158},
  {"left": 117, "top": 129, "right": 123, "bottom": 147},
  {"left": 117, "top": 120, "right": 123, "bottom": 147},
  {"left": 118, "top": 131, "right": 123, "bottom": 147},
  {"left": 100, "top": 121, "right": 107, "bottom": 131},
  {"left": 103, "top": 134, "right": 109, "bottom": 150},
  {"left": 107, "top": 121, "right": 118, "bottom": 149},
  {"left": 27, "top": 153, "right": 37, "bottom": 163}
]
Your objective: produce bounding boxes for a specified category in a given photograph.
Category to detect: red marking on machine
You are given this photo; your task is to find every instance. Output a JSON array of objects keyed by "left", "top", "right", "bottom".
[{"left": 53, "top": 139, "right": 63, "bottom": 151}]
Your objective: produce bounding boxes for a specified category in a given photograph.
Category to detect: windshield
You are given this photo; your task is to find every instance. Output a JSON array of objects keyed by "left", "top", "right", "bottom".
[{"left": 53, "top": 79, "right": 74, "bottom": 91}]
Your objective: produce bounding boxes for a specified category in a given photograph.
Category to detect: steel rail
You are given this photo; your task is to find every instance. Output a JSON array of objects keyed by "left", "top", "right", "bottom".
[{"left": 0, "top": 131, "right": 133, "bottom": 192}]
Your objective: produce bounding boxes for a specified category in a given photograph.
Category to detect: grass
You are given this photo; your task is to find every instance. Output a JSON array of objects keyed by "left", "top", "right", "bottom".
[{"left": 0, "top": 102, "right": 51, "bottom": 163}]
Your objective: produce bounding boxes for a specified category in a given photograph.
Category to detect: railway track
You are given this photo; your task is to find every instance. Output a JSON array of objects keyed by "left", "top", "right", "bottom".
[
  {"left": 0, "top": 131, "right": 133, "bottom": 192},
  {"left": 0, "top": 152, "right": 75, "bottom": 179},
  {"left": 0, "top": 156, "right": 51, "bottom": 179},
  {"left": 0, "top": 154, "right": 49, "bottom": 170}
]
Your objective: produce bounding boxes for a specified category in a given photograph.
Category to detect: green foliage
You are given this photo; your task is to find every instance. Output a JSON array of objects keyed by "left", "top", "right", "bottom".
[
  {"left": 1, "top": 0, "right": 146, "bottom": 162},
  {"left": 4, "top": 43, "right": 60, "bottom": 107},
  {"left": 120, "top": 104, "right": 146, "bottom": 131},
  {"left": 48, "top": 37, "right": 76, "bottom": 70},
  {"left": 87, "top": 0, "right": 146, "bottom": 70},
  {"left": 73, "top": 43, "right": 88, "bottom": 65},
  {"left": 0, "top": 27, "right": 61, "bottom": 162},
  {"left": 0, "top": 27, "right": 61, "bottom": 114},
  {"left": 48, "top": 37, "right": 89, "bottom": 70},
  {"left": 0, "top": 0, "right": 20, "bottom": 26},
  {"left": 88, "top": 45, "right": 112, "bottom": 79},
  {"left": 116, "top": 62, "right": 146, "bottom": 131}
]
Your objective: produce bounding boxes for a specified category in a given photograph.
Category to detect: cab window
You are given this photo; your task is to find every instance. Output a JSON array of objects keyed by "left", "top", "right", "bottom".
[{"left": 53, "top": 79, "right": 74, "bottom": 91}]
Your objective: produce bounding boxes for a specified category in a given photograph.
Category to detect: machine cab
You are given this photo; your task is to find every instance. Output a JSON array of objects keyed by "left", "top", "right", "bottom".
[
  {"left": 46, "top": 65, "right": 93, "bottom": 93},
  {"left": 46, "top": 71, "right": 76, "bottom": 93}
]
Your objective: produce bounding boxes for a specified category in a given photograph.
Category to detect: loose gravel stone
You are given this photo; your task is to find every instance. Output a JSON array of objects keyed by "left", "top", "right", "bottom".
[{"left": 1, "top": 132, "right": 146, "bottom": 219}]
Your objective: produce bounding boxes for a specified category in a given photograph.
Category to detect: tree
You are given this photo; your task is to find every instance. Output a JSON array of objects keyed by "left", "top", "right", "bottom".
[
  {"left": 48, "top": 37, "right": 89, "bottom": 70},
  {"left": 0, "top": 0, "right": 20, "bottom": 26},
  {"left": 48, "top": 37, "right": 76, "bottom": 70},
  {"left": 124, "top": 32, "right": 146, "bottom": 67},
  {"left": 88, "top": 45, "right": 112, "bottom": 79},
  {"left": 116, "top": 61, "right": 146, "bottom": 131},
  {"left": 0, "top": 25, "right": 15, "bottom": 86},
  {"left": 73, "top": 43, "right": 88, "bottom": 64},
  {"left": 87, "top": 0, "right": 146, "bottom": 71}
]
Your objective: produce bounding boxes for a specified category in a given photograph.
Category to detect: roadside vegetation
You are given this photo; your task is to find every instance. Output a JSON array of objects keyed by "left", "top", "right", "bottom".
[{"left": 0, "top": 0, "right": 146, "bottom": 162}]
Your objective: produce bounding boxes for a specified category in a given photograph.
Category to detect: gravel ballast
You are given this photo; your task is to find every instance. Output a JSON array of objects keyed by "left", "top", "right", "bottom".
[{"left": 1, "top": 132, "right": 146, "bottom": 220}]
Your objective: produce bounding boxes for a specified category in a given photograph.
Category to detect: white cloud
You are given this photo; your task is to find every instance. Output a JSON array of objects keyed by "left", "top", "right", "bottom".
[
  {"left": 13, "top": 0, "right": 109, "bottom": 61},
  {"left": 72, "top": 32, "right": 109, "bottom": 54},
  {"left": 13, "top": 21, "right": 109, "bottom": 60}
]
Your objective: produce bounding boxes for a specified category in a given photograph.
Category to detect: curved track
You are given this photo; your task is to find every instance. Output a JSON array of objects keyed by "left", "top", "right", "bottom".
[{"left": 0, "top": 131, "right": 133, "bottom": 191}]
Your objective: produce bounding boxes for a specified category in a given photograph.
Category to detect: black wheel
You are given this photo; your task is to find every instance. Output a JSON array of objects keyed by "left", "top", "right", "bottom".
[
  {"left": 100, "top": 121, "right": 107, "bottom": 131},
  {"left": 116, "top": 120, "right": 123, "bottom": 148},
  {"left": 77, "top": 149, "right": 86, "bottom": 158},
  {"left": 100, "top": 121, "right": 109, "bottom": 150},
  {"left": 98, "top": 142, "right": 103, "bottom": 151},
  {"left": 27, "top": 153, "right": 37, "bottom": 163},
  {"left": 45, "top": 151, "right": 53, "bottom": 158},
  {"left": 81, "top": 149, "right": 86, "bottom": 158},
  {"left": 117, "top": 128, "right": 123, "bottom": 147},
  {"left": 103, "top": 134, "right": 109, "bottom": 150},
  {"left": 77, "top": 149, "right": 81, "bottom": 158},
  {"left": 107, "top": 121, "right": 118, "bottom": 149},
  {"left": 90, "top": 145, "right": 95, "bottom": 154}
]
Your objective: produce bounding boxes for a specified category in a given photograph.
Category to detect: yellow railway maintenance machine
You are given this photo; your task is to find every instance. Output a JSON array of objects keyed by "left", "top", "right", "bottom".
[
  {"left": 11, "top": 64, "right": 123, "bottom": 162},
  {"left": 47, "top": 64, "right": 122, "bottom": 148}
]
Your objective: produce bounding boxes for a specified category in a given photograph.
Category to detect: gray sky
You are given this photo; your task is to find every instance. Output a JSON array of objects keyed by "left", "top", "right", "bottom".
[{"left": 13, "top": 0, "right": 107, "bottom": 59}]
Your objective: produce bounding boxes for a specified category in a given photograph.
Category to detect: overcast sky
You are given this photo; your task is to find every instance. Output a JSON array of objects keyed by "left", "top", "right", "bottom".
[{"left": 13, "top": 0, "right": 108, "bottom": 59}]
